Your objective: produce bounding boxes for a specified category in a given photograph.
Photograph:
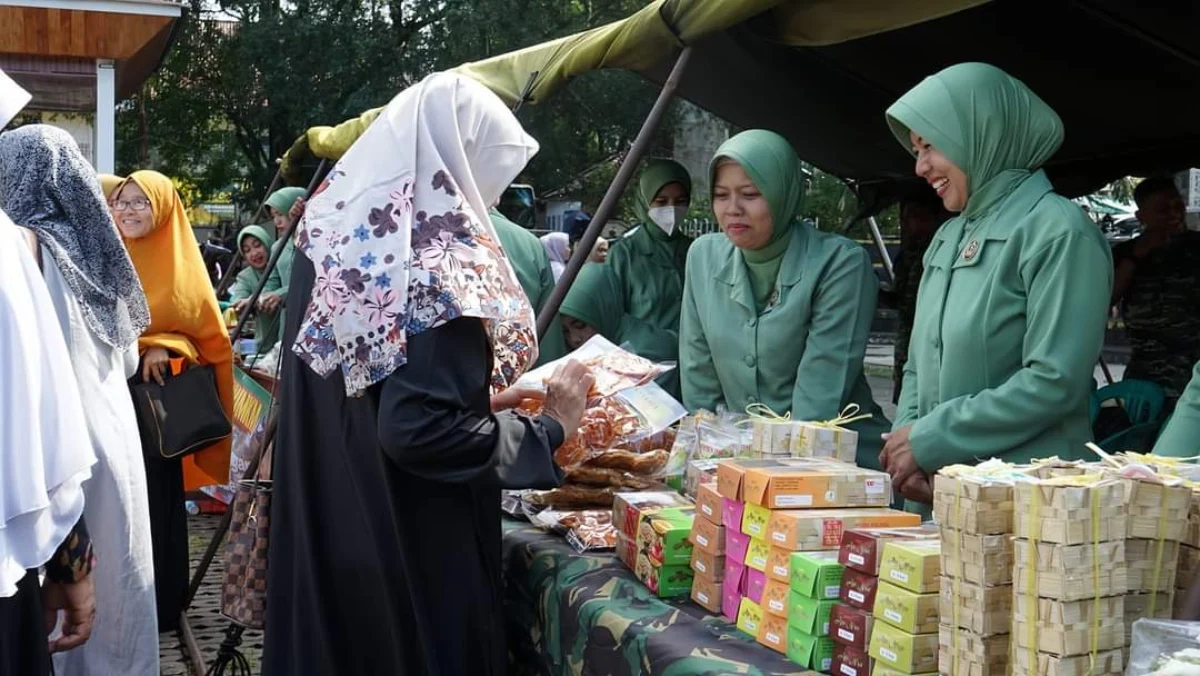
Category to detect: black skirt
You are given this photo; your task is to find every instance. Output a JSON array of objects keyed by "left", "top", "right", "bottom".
[
  {"left": 0, "top": 570, "right": 50, "bottom": 675},
  {"left": 145, "top": 455, "right": 189, "bottom": 632}
]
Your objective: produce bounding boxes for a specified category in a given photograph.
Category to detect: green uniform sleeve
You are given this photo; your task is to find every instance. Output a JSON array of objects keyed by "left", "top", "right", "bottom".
[
  {"left": 1154, "top": 361, "right": 1200, "bottom": 456},
  {"left": 228, "top": 269, "right": 256, "bottom": 302},
  {"left": 267, "top": 246, "right": 289, "bottom": 300},
  {"left": 894, "top": 359, "right": 920, "bottom": 429},
  {"left": 910, "top": 231, "right": 1111, "bottom": 471},
  {"left": 791, "top": 246, "right": 877, "bottom": 421},
  {"left": 680, "top": 256, "right": 723, "bottom": 413}
]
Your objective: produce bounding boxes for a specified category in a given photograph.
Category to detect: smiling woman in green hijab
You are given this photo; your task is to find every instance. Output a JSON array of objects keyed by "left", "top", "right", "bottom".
[
  {"left": 680, "top": 129, "right": 889, "bottom": 469},
  {"left": 880, "top": 63, "right": 1113, "bottom": 504},
  {"left": 228, "top": 224, "right": 281, "bottom": 350},
  {"left": 604, "top": 158, "right": 694, "bottom": 398}
]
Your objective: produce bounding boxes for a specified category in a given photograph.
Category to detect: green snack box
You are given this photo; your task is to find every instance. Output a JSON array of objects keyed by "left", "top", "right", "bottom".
[
  {"left": 868, "top": 621, "right": 939, "bottom": 674},
  {"left": 788, "top": 592, "right": 837, "bottom": 636},
  {"left": 872, "top": 582, "right": 940, "bottom": 634},
  {"left": 637, "top": 506, "right": 695, "bottom": 567},
  {"left": 790, "top": 550, "right": 844, "bottom": 599},
  {"left": 635, "top": 551, "right": 694, "bottom": 598},
  {"left": 787, "top": 624, "right": 836, "bottom": 671}
]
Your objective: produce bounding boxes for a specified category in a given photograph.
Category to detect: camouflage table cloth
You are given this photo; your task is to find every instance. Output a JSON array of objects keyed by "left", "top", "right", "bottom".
[{"left": 502, "top": 518, "right": 811, "bottom": 676}]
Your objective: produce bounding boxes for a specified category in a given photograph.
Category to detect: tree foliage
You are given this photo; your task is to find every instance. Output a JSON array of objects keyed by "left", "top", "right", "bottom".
[{"left": 117, "top": 0, "right": 666, "bottom": 212}]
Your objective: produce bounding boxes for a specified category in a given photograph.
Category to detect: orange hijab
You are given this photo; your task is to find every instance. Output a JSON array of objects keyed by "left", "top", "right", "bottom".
[
  {"left": 99, "top": 173, "right": 123, "bottom": 200},
  {"left": 121, "top": 170, "right": 233, "bottom": 488}
]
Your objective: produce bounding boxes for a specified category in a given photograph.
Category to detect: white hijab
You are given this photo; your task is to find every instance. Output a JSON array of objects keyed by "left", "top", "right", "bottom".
[
  {"left": 540, "top": 232, "right": 569, "bottom": 281},
  {"left": 293, "top": 72, "right": 541, "bottom": 396},
  {"left": 0, "top": 211, "right": 95, "bottom": 597},
  {"left": 0, "top": 67, "right": 94, "bottom": 597}
]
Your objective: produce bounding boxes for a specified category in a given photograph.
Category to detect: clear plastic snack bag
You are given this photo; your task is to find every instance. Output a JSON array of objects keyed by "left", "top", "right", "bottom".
[{"left": 1129, "top": 619, "right": 1200, "bottom": 676}]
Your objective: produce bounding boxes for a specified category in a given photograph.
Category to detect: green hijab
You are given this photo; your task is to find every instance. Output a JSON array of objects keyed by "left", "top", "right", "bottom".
[
  {"left": 710, "top": 130, "right": 805, "bottom": 310},
  {"left": 559, "top": 262, "right": 624, "bottom": 341},
  {"left": 237, "top": 224, "right": 275, "bottom": 264},
  {"left": 265, "top": 186, "right": 307, "bottom": 219},
  {"left": 885, "top": 62, "right": 1063, "bottom": 222},
  {"left": 636, "top": 159, "right": 692, "bottom": 240}
]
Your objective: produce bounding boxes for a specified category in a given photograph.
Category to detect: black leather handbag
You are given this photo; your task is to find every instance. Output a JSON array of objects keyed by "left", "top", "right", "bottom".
[{"left": 130, "top": 364, "right": 232, "bottom": 460}]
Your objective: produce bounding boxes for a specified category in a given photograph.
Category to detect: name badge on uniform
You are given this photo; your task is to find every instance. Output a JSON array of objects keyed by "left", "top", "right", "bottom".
[{"left": 961, "top": 239, "right": 980, "bottom": 261}]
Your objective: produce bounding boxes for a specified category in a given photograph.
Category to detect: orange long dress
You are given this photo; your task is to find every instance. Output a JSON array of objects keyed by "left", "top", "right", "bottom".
[{"left": 121, "top": 170, "right": 233, "bottom": 489}]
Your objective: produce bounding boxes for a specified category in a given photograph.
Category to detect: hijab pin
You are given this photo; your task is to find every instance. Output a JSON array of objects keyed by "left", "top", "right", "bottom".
[{"left": 962, "top": 239, "right": 980, "bottom": 261}]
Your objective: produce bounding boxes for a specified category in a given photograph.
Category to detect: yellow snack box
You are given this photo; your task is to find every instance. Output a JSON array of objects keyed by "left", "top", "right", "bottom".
[
  {"left": 873, "top": 581, "right": 940, "bottom": 634},
  {"left": 868, "top": 621, "right": 939, "bottom": 674},
  {"left": 742, "top": 502, "right": 772, "bottom": 539},
  {"left": 879, "top": 540, "right": 941, "bottom": 594},
  {"left": 737, "top": 597, "right": 764, "bottom": 637},
  {"left": 745, "top": 537, "right": 771, "bottom": 572}
]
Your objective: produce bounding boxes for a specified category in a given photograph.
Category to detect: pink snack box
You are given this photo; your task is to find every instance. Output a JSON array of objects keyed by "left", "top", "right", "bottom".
[
  {"left": 746, "top": 568, "right": 767, "bottom": 604},
  {"left": 726, "top": 529, "right": 751, "bottom": 565},
  {"left": 723, "top": 498, "right": 746, "bottom": 534},
  {"left": 725, "top": 557, "right": 748, "bottom": 595},
  {"left": 723, "top": 587, "right": 742, "bottom": 622}
]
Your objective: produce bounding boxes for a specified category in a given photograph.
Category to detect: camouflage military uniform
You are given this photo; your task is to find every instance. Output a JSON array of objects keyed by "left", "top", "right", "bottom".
[
  {"left": 1115, "top": 231, "right": 1200, "bottom": 400},
  {"left": 892, "top": 238, "right": 932, "bottom": 403}
]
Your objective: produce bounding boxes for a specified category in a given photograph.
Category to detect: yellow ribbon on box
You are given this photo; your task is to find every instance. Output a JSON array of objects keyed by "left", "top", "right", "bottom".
[
  {"left": 742, "top": 403, "right": 793, "bottom": 425},
  {"left": 812, "top": 403, "right": 873, "bottom": 428},
  {"left": 742, "top": 402, "right": 874, "bottom": 428}
]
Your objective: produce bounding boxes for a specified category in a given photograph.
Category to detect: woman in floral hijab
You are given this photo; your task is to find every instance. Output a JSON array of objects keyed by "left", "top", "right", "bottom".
[{"left": 263, "top": 72, "right": 593, "bottom": 676}]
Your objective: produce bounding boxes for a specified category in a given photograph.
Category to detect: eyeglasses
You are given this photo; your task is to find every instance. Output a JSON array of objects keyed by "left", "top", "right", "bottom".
[{"left": 111, "top": 199, "right": 151, "bottom": 212}]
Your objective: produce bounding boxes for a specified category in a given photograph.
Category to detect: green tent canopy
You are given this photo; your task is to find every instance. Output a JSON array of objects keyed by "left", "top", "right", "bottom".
[{"left": 286, "top": 0, "right": 1200, "bottom": 199}]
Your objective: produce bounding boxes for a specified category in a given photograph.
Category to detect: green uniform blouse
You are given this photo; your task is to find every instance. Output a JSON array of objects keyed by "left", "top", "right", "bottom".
[
  {"left": 1153, "top": 360, "right": 1200, "bottom": 456},
  {"left": 681, "top": 226, "right": 890, "bottom": 468}
]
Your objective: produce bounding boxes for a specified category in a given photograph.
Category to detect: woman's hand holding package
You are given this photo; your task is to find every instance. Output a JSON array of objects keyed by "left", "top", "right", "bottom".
[
  {"left": 541, "top": 360, "right": 594, "bottom": 441},
  {"left": 490, "top": 386, "right": 544, "bottom": 413}
]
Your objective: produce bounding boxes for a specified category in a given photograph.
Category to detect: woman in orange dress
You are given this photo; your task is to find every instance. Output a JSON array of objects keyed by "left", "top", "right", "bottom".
[{"left": 111, "top": 170, "right": 233, "bottom": 631}]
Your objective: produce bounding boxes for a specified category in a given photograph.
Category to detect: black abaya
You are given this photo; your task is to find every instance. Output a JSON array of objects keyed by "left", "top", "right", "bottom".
[
  {"left": 0, "top": 570, "right": 50, "bottom": 675},
  {"left": 262, "top": 254, "right": 564, "bottom": 676},
  {"left": 144, "top": 454, "right": 187, "bottom": 632}
]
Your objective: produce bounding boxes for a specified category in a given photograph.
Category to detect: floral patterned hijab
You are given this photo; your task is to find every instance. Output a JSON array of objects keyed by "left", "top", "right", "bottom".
[{"left": 294, "top": 72, "right": 540, "bottom": 396}]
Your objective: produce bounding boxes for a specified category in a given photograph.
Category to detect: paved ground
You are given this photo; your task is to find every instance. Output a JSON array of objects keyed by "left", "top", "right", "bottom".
[{"left": 160, "top": 514, "right": 264, "bottom": 676}]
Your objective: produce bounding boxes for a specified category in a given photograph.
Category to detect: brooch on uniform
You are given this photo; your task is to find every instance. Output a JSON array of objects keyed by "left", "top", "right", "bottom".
[{"left": 961, "top": 239, "right": 980, "bottom": 261}]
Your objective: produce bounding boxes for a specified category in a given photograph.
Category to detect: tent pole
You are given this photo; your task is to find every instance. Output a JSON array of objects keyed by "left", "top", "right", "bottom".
[
  {"left": 215, "top": 168, "right": 283, "bottom": 297},
  {"left": 867, "top": 216, "right": 895, "bottom": 284},
  {"left": 535, "top": 46, "right": 693, "bottom": 337}
]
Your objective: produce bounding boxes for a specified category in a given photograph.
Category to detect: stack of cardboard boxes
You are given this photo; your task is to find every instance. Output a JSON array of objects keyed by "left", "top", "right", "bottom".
[
  {"left": 829, "top": 526, "right": 940, "bottom": 676},
  {"left": 869, "top": 539, "right": 942, "bottom": 674},
  {"left": 1175, "top": 489, "right": 1200, "bottom": 619},
  {"left": 691, "top": 482, "right": 727, "bottom": 613},
  {"left": 1118, "top": 476, "right": 1190, "bottom": 661},
  {"left": 614, "top": 491, "right": 695, "bottom": 598},
  {"left": 712, "top": 457, "right": 909, "bottom": 670},
  {"left": 1011, "top": 473, "right": 1127, "bottom": 676},
  {"left": 934, "top": 469, "right": 1017, "bottom": 676}
]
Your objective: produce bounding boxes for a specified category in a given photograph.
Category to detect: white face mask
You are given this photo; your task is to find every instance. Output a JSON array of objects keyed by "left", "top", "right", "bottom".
[{"left": 647, "top": 205, "right": 688, "bottom": 236}]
